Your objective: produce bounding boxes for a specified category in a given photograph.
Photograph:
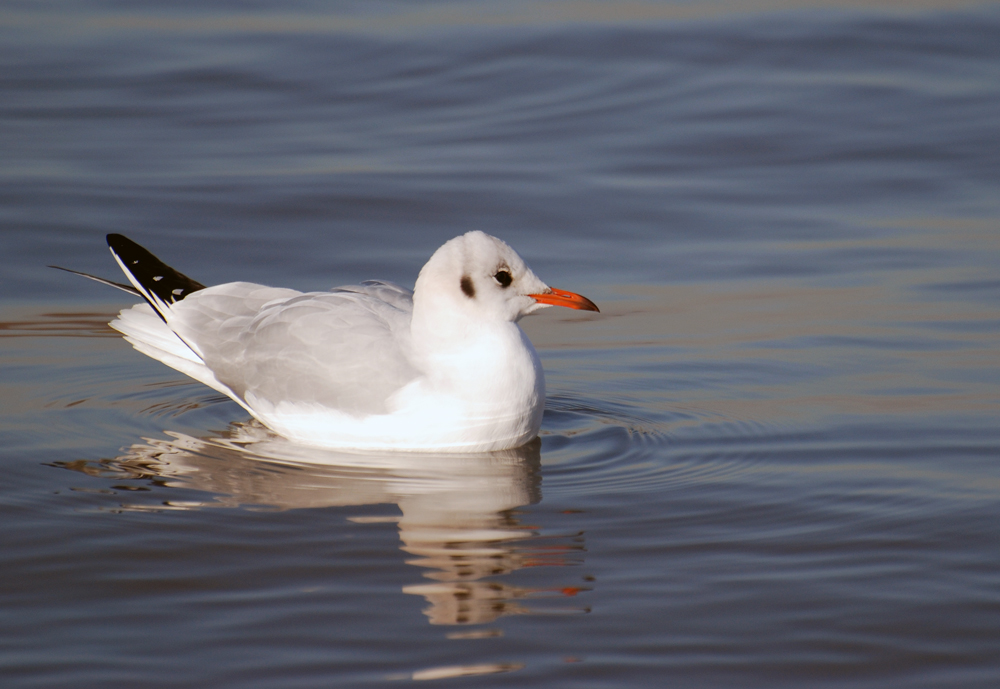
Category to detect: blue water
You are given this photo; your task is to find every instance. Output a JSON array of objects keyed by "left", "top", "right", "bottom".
[{"left": 2, "top": 1, "right": 999, "bottom": 687}]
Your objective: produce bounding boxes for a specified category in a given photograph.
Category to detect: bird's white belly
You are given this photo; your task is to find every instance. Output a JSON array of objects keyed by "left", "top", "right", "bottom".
[{"left": 247, "top": 381, "right": 542, "bottom": 452}]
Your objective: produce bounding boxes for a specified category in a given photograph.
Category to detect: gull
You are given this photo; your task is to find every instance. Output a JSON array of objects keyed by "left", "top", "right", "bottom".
[{"left": 55, "top": 232, "right": 598, "bottom": 452}]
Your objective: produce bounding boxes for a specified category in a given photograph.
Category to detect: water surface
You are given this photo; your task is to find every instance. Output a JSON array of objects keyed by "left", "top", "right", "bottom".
[{"left": 2, "top": 1, "right": 999, "bottom": 687}]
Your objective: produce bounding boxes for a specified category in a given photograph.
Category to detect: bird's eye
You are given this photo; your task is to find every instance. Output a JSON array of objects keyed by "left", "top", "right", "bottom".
[{"left": 493, "top": 270, "right": 513, "bottom": 288}]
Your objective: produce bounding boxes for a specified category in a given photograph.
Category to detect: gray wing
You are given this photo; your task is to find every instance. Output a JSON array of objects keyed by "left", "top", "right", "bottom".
[{"left": 169, "top": 281, "right": 417, "bottom": 415}]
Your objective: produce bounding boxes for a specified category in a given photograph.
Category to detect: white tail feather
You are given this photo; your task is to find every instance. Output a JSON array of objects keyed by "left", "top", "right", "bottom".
[{"left": 111, "top": 303, "right": 252, "bottom": 413}]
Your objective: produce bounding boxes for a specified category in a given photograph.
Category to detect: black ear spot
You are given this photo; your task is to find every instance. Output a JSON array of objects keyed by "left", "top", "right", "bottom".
[
  {"left": 460, "top": 275, "right": 475, "bottom": 298},
  {"left": 493, "top": 270, "right": 512, "bottom": 288}
]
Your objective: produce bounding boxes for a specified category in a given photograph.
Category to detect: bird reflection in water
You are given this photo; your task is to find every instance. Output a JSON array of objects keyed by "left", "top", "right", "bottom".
[{"left": 55, "top": 424, "right": 590, "bottom": 627}]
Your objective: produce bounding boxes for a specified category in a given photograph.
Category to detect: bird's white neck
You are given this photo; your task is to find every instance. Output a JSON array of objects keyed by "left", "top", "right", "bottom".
[{"left": 409, "top": 303, "right": 545, "bottom": 419}]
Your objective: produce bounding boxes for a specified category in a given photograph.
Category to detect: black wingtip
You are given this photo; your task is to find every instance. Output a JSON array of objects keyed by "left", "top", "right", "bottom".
[
  {"left": 107, "top": 234, "right": 206, "bottom": 308},
  {"left": 106, "top": 233, "right": 144, "bottom": 256}
]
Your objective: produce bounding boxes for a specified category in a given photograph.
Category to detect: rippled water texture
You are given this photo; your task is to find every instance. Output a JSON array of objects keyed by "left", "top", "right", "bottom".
[{"left": 2, "top": 1, "right": 1000, "bottom": 687}]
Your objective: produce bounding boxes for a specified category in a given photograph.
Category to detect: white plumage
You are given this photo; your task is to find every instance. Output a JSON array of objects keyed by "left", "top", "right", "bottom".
[{"left": 101, "top": 231, "right": 598, "bottom": 452}]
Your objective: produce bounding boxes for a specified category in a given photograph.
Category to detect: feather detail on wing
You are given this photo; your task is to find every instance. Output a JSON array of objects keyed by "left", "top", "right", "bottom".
[
  {"left": 107, "top": 233, "right": 205, "bottom": 321},
  {"left": 159, "top": 281, "right": 418, "bottom": 416}
]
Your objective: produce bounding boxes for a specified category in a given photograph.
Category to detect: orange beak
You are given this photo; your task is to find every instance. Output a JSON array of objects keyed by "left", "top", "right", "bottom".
[{"left": 529, "top": 287, "right": 600, "bottom": 312}]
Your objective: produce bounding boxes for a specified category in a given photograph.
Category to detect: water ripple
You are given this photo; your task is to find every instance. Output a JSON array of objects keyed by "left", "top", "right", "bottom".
[{"left": 540, "top": 394, "right": 773, "bottom": 495}]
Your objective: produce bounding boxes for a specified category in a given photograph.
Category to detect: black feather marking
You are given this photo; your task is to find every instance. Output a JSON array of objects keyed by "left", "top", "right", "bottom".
[
  {"left": 460, "top": 275, "right": 475, "bottom": 298},
  {"left": 104, "top": 235, "right": 209, "bottom": 364},
  {"left": 48, "top": 265, "right": 140, "bottom": 295},
  {"left": 107, "top": 234, "right": 205, "bottom": 311}
]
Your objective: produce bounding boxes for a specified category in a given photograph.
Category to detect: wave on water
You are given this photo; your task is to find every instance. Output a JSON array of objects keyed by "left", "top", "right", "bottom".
[{"left": 539, "top": 393, "right": 784, "bottom": 494}]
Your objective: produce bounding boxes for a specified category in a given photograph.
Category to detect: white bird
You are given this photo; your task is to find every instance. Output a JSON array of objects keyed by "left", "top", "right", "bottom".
[{"left": 57, "top": 232, "right": 598, "bottom": 452}]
